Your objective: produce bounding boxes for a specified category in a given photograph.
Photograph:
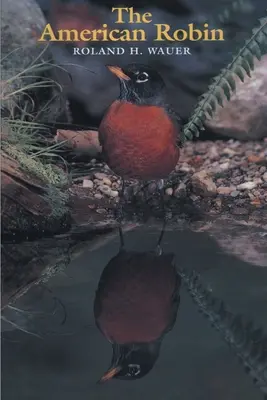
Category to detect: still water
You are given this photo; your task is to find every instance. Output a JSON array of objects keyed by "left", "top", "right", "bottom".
[{"left": 2, "top": 225, "right": 267, "bottom": 399}]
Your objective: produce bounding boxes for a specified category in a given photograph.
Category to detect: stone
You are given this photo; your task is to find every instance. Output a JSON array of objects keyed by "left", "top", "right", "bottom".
[
  {"left": 178, "top": 163, "right": 193, "bottom": 173},
  {"left": 219, "top": 162, "right": 230, "bottom": 171},
  {"left": 94, "top": 193, "right": 103, "bottom": 199},
  {"left": 94, "top": 172, "right": 107, "bottom": 180},
  {"left": 247, "top": 154, "right": 265, "bottom": 163},
  {"left": 1, "top": 0, "right": 68, "bottom": 123},
  {"left": 103, "top": 177, "right": 112, "bottom": 186},
  {"left": 112, "top": 182, "right": 120, "bottom": 190},
  {"left": 263, "top": 173, "right": 267, "bottom": 183},
  {"left": 209, "top": 146, "right": 219, "bottom": 160},
  {"left": 99, "top": 185, "right": 111, "bottom": 195},
  {"left": 148, "top": 182, "right": 157, "bottom": 194},
  {"left": 237, "top": 182, "right": 257, "bottom": 190},
  {"left": 222, "top": 148, "right": 236, "bottom": 156},
  {"left": 1, "top": 0, "right": 46, "bottom": 93},
  {"left": 174, "top": 182, "right": 187, "bottom": 198},
  {"left": 165, "top": 188, "right": 173, "bottom": 196},
  {"left": 82, "top": 179, "right": 94, "bottom": 189},
  {"left": 96, "top": 208, "right": 107, "bottom": 214},
  {"left": 206, "top": 54, "right": 267, "bottom": 140},
  {"left": 191, "top": 171, "right": 217, "bottom": 197},
  {"left": 109, "top": 190, "right": 119, "bottom": 198},
  {"left": 231, "top": 207, "right": 249, "bottom": 216},
  {"left": 230, "top": 190, "right": 240, "bottom": 198},
  {"left": 217, "top": 186, "right": 236, "bottom": 195},
  {"left": 254, "top": 178, "right": 263, "bottom": 185}
]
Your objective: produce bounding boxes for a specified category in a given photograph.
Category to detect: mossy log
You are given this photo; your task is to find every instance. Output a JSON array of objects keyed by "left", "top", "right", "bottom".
[{"left": 1, "top": 152, "right": 124, "bottom": 308}]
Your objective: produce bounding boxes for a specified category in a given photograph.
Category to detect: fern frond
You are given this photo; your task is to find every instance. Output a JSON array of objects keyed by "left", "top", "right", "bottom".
[
  {"left": 179, "top": 268, "right": 267, "bottom": 396},
  {"left": 183, "top": 15, "right": 267, "bottom": 140}
]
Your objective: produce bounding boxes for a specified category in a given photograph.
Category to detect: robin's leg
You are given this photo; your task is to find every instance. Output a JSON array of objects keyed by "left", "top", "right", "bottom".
[
  {"left": 155, "top": 179, "right": 167, "bottom": 255},
  {"left": 116, "top": 179, "right": 125, "bottom": 251},
  {"left": 118, "top": 225, "right": 125, "bottom": 251}
]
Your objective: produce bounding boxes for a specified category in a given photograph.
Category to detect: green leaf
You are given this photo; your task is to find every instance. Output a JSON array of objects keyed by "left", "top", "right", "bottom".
[{"left": 183, "top": 13, "right": 267, "bottom": 141}]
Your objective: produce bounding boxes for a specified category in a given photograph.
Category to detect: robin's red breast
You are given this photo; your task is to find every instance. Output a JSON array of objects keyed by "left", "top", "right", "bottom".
[
  {"left": 94, "top": 249, "right": 181, "bottom": 381},
  {"left": 99, "top": 64, "right": 182, "bottom": 181}
]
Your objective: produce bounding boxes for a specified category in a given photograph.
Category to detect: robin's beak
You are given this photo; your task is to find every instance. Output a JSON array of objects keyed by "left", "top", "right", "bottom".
[
  {"left": 107, "top": 65, "right": 130, "bottom": 81},
  {"left": 98, "top": 365, "right": 122, "bottom": 383}
]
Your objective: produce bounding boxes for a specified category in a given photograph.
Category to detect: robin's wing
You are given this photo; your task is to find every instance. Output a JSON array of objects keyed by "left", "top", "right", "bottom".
[
  {"left": 163, "top": 272, "right": 182, "bottom": 335},
  {"left": 165, "top": 107, "right": 185, "bottom": 148}
]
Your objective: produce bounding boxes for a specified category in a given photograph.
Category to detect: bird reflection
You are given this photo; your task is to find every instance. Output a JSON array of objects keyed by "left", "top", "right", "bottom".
[{"left": 94, "top": 225, "right": 181, "bottom": 382}]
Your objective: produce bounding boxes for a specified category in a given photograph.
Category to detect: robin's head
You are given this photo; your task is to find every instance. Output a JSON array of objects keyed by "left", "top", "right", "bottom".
[
  {"left": 107, "top": 64, "right": 165, "bottom": 104},
  {"left": 99, "top": 341, "right": 161, "bottom": 383}
]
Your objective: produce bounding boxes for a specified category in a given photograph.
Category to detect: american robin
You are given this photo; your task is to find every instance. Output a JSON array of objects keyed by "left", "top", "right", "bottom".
[
  {"left": 99, "top": 63, "right": 182, "bottom": 183},
  {"left": 99, "top": 63, "right": 183, "bottom": 231},
  {"left": 94, "top": 226, "right": 181, "bottom": 382}
]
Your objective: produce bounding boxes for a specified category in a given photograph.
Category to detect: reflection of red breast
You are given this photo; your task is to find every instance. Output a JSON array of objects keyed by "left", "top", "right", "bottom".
[
  {"left": 99, "top": 101, "right": 180, "bottom": 180},
  {"left": 94, "top": 252, "right": 180, "bottom": 344}
]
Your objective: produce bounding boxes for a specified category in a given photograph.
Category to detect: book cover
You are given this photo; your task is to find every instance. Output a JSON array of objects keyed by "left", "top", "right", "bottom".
[{"left": 1, "top": 1, "right": 267, "bottom": 399}]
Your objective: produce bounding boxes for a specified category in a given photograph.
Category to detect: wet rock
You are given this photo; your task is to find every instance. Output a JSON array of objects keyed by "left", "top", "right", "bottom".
[
  {"left": 191, "top": 171, "right": 217, "bottom": 197},
  {"left": 263, "top": 172, "right": 267, "bottom": 182},
  {"left": 190, "top": 194, "right": 199, "bottom": 202},
  {"left": 82, "top": 179, "right": 94, "bottom": 189},
  {"left": 237, "top": 182, "right": 257, "bottom": 190},
  {"left": 174, "top": 182, "right": 187, "bottom": 198},
  {"left": 165, "top": 188, "right": 173, "bottom": 196},
  {"left": 231, "top": 207, "right": 249, "bottom": 216},
  {"left": 148, "top": 182, "right": 158, "bottom": 194},
  {"left": 94, "top": 193, "right": 103, "bottom": 200},
  {"left": 96, "top": 208, "right": 107, "bottom": 214},
  {"left": 215, "top": 198, "right": 222, "bottom": 208},
  {"left": 206, "top": 55, "right": 267, "bottom": 140},
  {"left": 109, "top": 190, "right": 119, "bottom": 198}
]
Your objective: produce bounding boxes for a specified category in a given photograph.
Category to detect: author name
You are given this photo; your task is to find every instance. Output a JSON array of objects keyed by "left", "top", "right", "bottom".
[{"left": 72, "top": 46, "right": 192, "bottom": 56}]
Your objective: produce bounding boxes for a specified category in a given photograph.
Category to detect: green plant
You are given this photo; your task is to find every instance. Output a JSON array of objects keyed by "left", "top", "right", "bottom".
[
  {"left": 182, "top": 14, "right": 267, "bottom": 141},
  {"left": 1, "top": 50, "right": 72, "bottom": 219},
  {"left": 180, "top": 269, "right": 267, "bottom": 397}
]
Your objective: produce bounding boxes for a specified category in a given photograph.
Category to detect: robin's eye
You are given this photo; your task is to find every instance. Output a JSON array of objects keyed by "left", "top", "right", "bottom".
[
  {"left": 136, "top": 72, "right": 149, "bottom": 83},
  {"left": 126, "top": 364, "right": 141, "bottom": 376}
]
